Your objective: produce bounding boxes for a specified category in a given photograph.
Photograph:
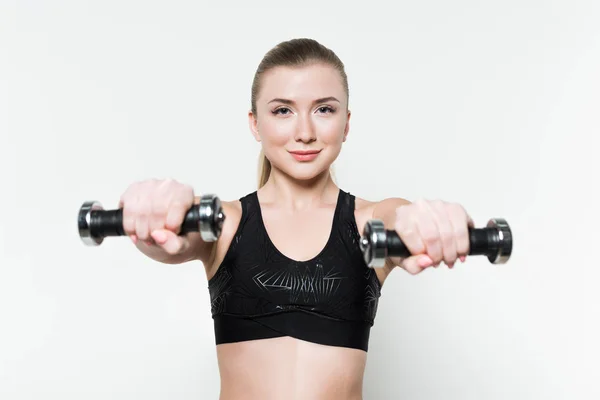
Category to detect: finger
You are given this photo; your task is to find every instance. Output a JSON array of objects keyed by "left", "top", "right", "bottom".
[
  {"left": 415, "top": 201, "right": 443, "bottom": 266},
  {"left": 135, "top": 203, "right": 150, "bottom": 241},
  {"left": 448, "top": 203, "right": 470, "bottom": 260},
  {"left": 121, "top": 198, "right": 137, "bottom": 237},
  {"left": 151, "top": 230, "right": 189, "bottom": 255},
  {"left": 164, "top": 203, "right": 186, "bottom": 233},
  {"left": 149, "top": 199, "right": 169, "bottom": 234},
  {"left": 427, "top": 200, "right": 457, "bottom": 268}
]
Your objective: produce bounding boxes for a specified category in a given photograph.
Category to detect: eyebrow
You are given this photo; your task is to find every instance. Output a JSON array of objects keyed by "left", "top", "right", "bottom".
[{"left": 267, "top": 96, "right": 340, "bottom": 105}]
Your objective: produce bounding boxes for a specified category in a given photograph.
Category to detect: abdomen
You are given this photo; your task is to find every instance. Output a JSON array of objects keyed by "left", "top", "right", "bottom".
[{"left": 216, "top": 336, "right": 367, "bottom": 400}]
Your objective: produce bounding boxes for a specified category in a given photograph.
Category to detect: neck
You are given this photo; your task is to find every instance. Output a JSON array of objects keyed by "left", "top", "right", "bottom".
[{"left": 259, "top": 168, "right": 338, "bottom": 210}]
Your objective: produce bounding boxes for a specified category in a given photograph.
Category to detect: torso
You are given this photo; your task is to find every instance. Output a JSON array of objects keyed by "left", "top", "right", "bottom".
[{"left": 203, "top": 188, "right": 394, "bottom": 400}]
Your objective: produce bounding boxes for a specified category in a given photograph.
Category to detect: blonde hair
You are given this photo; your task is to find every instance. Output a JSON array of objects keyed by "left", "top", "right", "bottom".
[
  {"left": 251, "top": 38, "right": 349, "bottom": 188},
  {"left": 256, "top": 149, "right": 272, "bottom": 189}
]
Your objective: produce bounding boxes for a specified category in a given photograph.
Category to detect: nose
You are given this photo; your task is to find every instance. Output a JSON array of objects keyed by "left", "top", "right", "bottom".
[{"left": 294, "top": 113, "right": 316, "bottom": 143}]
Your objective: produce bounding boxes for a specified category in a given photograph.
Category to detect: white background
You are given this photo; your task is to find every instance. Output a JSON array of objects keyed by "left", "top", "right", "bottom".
[{"left": 1, "top": 0, "right": 599, "bottom": 399}]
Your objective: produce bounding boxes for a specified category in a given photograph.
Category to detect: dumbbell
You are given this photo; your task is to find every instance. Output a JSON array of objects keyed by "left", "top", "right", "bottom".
[
  {"left": 359, "top": 218, "right": 512, "bottom": 268},
  {"left": 77, "top": 194, "right": 225, "bottom": 246}
]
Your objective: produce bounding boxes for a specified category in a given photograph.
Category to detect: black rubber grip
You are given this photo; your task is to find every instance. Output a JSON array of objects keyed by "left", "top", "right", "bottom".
[
  {"left": 386, "top": 227, "right": 500, "bottom": 258},
  {"left": 89, "top": 206, "right": 201, "bottom": 239}
]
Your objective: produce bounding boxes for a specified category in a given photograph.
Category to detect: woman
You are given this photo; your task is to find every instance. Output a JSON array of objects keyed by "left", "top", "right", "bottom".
[{"left": 118, "top": 38, "right": 473, "bottom": 400}]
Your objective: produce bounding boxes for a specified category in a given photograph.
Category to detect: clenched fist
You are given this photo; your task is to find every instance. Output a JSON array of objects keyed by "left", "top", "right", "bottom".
[
  {"left": 118, "top": 178, "right": 196, "bottom": 255},
  {"left": 393, "top": 199, "right": 474, "bottom": 274}
]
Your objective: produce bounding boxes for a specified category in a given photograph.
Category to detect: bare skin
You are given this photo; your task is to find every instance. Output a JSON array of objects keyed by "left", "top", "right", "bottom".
[
  {"left": 121, "top": 61, "right": 470, "bottom": 399},
  {"left": 201, "top": 182, "right": 396, "bottom": 400}
]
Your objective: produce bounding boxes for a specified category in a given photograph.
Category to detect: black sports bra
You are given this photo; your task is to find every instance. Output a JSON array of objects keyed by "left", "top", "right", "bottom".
[{"left": 207, "top": 188, "right": 382, "bottom": 351}]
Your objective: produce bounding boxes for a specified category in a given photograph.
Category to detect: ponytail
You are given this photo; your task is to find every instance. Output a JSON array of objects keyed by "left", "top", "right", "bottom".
[{"left": 257, "top": 149, "right": 271, "bottom": 189}]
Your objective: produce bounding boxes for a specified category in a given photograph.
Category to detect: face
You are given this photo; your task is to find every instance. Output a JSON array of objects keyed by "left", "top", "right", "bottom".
[{"left": 249, "top": 63, "right": 350, "bottom": 182}]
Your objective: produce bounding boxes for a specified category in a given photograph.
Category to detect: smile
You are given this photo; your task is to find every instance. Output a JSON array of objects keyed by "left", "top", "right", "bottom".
[{"left": 288, "top": 149, "right": 322, "bottom": 161}]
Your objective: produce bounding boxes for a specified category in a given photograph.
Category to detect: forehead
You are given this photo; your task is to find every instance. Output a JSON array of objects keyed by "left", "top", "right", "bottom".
[{"left": 258, "top": 63, "right": 345, "bottom": 103}]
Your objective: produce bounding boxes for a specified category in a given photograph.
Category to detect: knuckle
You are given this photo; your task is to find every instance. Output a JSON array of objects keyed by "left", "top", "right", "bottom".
[
  {"left": 421, "top": 230, "right": 439, "bottom": 245},
  {"left": 151, "top": 200, "right": 168, "bottom": 216},
  {"left": 451, "top": 203, "right": 466, "bottom": 217},
  {"left": 180, "top": 184, "right": 195, "bottom": 199},
  {"left": 161, "top": 178, "right": 176, "bottom": 189},
  {"left": 170, "top": 198, "right": 188, "bottom": 209},
  {"left": 148, "top": 215, "right": 164, "bottom": 230},
  {"left": 415, "top": 198, "right": 428, "bottom": 209},
  {"left": 126, "top": 202, "right": 141, "bottom": 215},
  {"left": 440, "top": 230, "right": 454, "bottom": 245},
  {"left": 398, "top": 224, "right": 416, "bottom": 238},
  {"left": 137, "top": 202, "right": 151, "bottom": 216},
  {"left": 431, "top": 199, "right": 445, "bottom": 209},
  {"left": 450, "top": 201, "right": 463, "bottom": 212}
]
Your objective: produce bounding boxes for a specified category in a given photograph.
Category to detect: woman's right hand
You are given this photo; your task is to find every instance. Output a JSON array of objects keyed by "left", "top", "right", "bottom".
[{"left": 118, "top": 178, "right": 196, "bottom": 255}]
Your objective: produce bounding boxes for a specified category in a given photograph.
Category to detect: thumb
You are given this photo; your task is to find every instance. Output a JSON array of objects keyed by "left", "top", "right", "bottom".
[
  {"left": 401, "top": 254, "right": 434, "bottom": 275},
  {"left": 150, "top": 229, "right": 189, "bottom": 255}
]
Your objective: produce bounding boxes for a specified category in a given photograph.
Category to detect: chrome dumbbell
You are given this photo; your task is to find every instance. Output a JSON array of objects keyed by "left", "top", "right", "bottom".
[
  {"left": 78, "top": 194, "right": 225, "bottom": 246},
  {"left": 360, "top": 218, "right": 512, "bottom": 268}
]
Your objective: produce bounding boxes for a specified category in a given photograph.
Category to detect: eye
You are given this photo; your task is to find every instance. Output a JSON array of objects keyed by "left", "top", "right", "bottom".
[
  {"left": 272, "top": 107, "right": 291, "bottom": 115},
  {"left": 317, "top": 106, "right": 335, "bottom": 114}
]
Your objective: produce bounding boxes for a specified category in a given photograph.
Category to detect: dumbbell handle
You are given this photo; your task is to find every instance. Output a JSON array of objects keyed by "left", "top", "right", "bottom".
[
  {"left": 88, "top": 206, "right": 204, "bottom": 238},
  {"left": 360, "top": 218, "right": 512, "bottom": 267},
  {"left": 385, "top": 227, "right": 502, "bottom": 258},
  {"left": 78, "top": 194, "right": 224, "bottom": 246}
]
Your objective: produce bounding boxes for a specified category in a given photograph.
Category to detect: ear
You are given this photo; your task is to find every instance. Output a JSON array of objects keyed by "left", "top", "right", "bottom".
[
  {"left": 342, "top": 110, "right": 351, "bottom": 142},
  {"left": 248, "top": 110, "right": 261, "bottom": 142}
]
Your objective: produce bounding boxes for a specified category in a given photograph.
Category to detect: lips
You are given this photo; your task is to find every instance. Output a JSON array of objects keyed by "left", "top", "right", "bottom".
[
  {"left": 288, "top": 149, "right": 321, "bottom": 161},
  {"left": 289, "top": 150, "right": 321, "bottom": 155}
]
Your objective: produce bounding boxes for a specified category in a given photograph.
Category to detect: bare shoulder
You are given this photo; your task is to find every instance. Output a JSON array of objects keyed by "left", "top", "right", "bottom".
[{"left": 203, "top": 198, "right": 243, "bottom": 281}]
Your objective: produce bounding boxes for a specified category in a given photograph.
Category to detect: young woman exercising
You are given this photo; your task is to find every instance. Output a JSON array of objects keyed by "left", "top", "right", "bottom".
[{"left": 117, "top": 38, "right": 474, "bottom": 400}]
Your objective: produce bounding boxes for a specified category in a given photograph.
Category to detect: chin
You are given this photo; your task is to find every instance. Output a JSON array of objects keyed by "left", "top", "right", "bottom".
[
  {"left": 268, "top": 150, "right": 338, "bottom": 181},
  {"left": 284, "top": 164, "right": 331, "bottom": 181}
]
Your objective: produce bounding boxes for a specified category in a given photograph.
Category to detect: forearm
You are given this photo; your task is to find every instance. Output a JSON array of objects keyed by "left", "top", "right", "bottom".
[
  {"left": 134, "top": 234, "right": 203, "bottom": 264},
  {"left": 372, "top": 197, "right": 411, "bottom": 228}
]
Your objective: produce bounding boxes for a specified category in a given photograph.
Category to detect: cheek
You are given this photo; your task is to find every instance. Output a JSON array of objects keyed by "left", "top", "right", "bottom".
[
  {"left": 260, "top": 118, "right": 293, "bottom": 146},
  {"left": 317, "top": 117, "right": 346, "bottom": 144}
]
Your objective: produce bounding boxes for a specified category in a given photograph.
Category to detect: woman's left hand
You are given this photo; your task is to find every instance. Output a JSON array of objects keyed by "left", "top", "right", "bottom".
[{"left": 392, "top": 199, "right": 474, "bottom": 275}]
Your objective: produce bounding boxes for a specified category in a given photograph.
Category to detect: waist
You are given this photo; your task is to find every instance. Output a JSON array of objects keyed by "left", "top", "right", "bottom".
[
  {"left": 213, "top": 310, "right": 372, "bottom": 352},
  {"left": 216, "top": 335, "right": 366, "bottom": 400}
]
